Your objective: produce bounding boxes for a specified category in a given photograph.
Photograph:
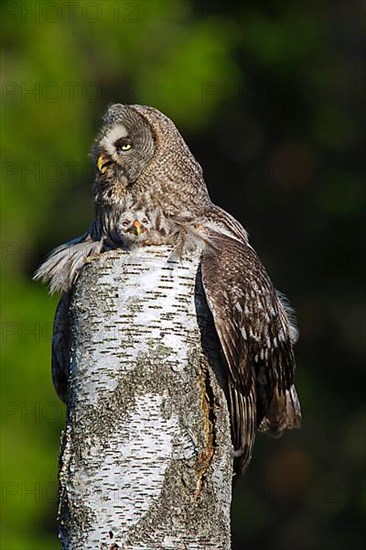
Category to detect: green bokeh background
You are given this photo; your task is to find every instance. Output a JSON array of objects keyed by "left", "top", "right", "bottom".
[{"left": 1, "top": 1, "right": 364, "bottom": 548}]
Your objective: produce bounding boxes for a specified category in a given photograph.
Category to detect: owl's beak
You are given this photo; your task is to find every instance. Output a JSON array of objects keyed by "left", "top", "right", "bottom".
[
  {"left": 97, "top": 154, "right": 113, "bottom": 174},
  {"left": 131, "top": 220, "right": 145, "bottom": 236}
]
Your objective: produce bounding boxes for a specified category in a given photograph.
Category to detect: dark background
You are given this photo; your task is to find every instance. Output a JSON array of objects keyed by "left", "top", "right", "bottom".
[{"left": 1, "top": 1, "right": 365, "bottom": 548}]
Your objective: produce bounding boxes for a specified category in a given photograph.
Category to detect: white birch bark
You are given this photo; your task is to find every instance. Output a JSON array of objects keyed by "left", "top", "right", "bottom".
[{"left": 58, "top": 246, "right": 233, "bottom": 549}]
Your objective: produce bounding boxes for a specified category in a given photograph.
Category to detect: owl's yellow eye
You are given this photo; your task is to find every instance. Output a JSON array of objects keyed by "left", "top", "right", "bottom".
[
  {"left": 114, "top": 137, "right": 132, "bottom": 153},
  {"left": 114, "top": 137, "right": 132, "bottom": 152}
]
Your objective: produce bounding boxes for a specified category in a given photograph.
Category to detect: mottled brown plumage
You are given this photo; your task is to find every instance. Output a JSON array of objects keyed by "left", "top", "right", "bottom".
[{"left": 35, "top": 104, "right": 301, "bottom": 474}]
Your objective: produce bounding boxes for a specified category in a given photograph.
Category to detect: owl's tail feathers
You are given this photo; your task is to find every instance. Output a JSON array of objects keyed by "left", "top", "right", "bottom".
[
  {"left": 259, "top": 384, "right": 301, "bottom": 438},
  {"left": 229, "top": 382, "right": 257, "bottom": 477}
]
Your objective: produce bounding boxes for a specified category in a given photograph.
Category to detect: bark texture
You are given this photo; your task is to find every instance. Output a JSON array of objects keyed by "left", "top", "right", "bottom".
[{"left": 58, "top": 246, "right": 233, "bottom": 549}]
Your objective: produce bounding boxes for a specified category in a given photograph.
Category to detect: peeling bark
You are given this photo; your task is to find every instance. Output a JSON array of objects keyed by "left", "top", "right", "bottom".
[{"left": 58, "top": 246, "right": 233, "bottom": 549}]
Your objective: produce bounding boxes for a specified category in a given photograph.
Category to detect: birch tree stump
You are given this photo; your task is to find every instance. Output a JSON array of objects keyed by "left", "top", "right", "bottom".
[{"left": 58, "top": 246, "right": 233, "bottom": 549}]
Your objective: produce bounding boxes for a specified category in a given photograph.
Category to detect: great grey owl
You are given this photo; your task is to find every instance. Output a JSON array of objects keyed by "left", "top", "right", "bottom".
[{"left": 35, "top": 104, "right": 301, "bottom": 474}]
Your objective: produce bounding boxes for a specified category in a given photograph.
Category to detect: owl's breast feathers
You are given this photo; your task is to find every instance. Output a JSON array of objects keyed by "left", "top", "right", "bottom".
[{"left": 199, "top": 206, "right": 301, "bottom": 474}]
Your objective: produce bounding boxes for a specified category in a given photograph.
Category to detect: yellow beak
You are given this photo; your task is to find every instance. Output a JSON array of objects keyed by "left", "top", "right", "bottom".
[
  {"left": 97, "top": 154, "right": 112, "bottom": 174},
  {"left": 131, "top": 220, "right": 145, "bottom": 236}
]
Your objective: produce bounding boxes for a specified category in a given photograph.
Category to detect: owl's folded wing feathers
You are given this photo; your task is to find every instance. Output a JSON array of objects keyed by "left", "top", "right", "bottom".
[
  {"left": 51, "top": 292, "right": 71, "bottom": 404},
  {"left": 200, "top": 228, "right": 301, "bottom": 473},
  {"left": 33, "top": 230, "right": 102, "bottom": 294}
]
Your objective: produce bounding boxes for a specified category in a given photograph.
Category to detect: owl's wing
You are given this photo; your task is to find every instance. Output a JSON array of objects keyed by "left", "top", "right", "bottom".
[
  {"left": 200, "top": 229, "right": 300, "bottom": 473},
  {"left": 34, "top": 229, "right": 102, "bottom": 294},
  {"left": 52, "top": 291, "right": 72, "bottom": 404}
]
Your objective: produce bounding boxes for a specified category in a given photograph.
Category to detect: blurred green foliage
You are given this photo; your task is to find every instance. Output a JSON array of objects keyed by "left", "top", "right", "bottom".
[{"left": 1, "top": 1, "right": 364, "bottom": 549}]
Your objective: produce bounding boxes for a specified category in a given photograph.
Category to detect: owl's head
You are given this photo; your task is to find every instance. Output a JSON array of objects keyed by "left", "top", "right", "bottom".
[
  {"left": 92, "top": 104, "right": 155, "bottom": 187},
  {"left": 92, "top": 104, "right": 210, "bottom": 216},
  {"left": 118, "top": 209, "right": 151, "bottom": 237}
]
